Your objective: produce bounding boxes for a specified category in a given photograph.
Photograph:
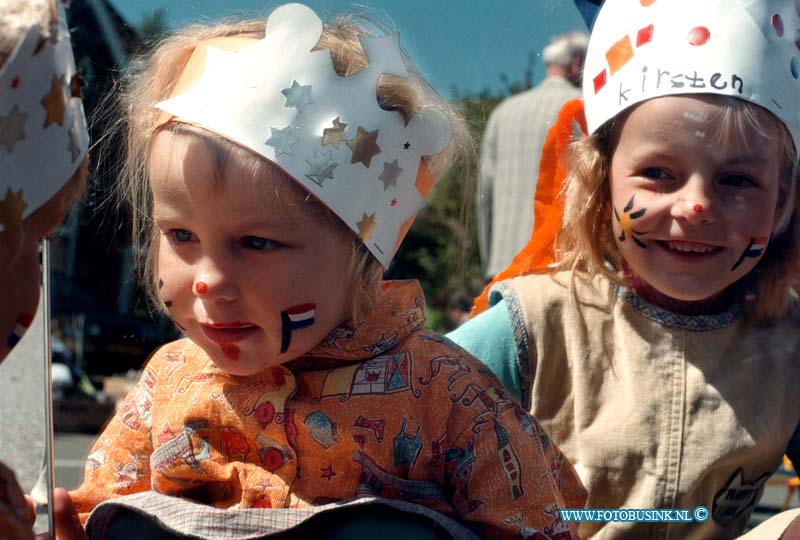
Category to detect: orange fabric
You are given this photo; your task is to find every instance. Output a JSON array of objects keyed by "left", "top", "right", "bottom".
[
  {"left": 71, "top": 280, "right": 586, "bottom": 539},
  {"left": 472, "top": 99, "right": 587, "bottom": 316}
]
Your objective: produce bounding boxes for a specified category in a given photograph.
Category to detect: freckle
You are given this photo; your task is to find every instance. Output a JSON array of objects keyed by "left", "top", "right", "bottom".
[
  {"left": 164, "top": 300, "right": 172, "bottom": 308},
  {"left": 222, "top": 344, "right": 240, "bottom": 361}
]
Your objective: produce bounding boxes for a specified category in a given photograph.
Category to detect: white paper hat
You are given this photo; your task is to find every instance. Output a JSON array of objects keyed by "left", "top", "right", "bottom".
[
  {"left": 0, "top": 0, "right": 90, "bottom": 232},
  {"left": 155, "top": 3, "right": 452, "bottom": 268},
  {"left": 583, "top": 0, "right": 800, "bottom": 154}
]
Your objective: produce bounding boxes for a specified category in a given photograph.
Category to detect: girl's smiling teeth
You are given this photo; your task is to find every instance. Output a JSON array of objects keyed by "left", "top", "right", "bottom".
[{"left": 659, "top": 240, "right": 721, "bottom": 254}]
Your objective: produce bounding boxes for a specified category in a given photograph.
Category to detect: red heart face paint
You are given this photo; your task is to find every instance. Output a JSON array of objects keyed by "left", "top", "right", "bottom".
[
  {"left": 6, "top": 314, "right": 33, "bottom": 350},
  {"left": 222, "top": 344, "right": 240, "bottom": 361},
  {"left": 280, "top": 303, "right": 316, "bottom": 353},
  {"left": 693, "top": 204, "right": 704, "bottom": 213},
  {"left": 195, "top": 281, "right": 208, "bottom": 294}
]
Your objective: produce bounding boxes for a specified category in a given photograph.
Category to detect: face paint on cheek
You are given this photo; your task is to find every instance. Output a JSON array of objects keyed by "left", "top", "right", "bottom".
[
  {"left": 6, "top": 314, "right": 34, "bottom": 350},
  {"left": 614, "top": 195, "right": 649, "bottom": 249},
  {"left": 280, "top": 303, "right": 317, "bottom": 354},
  {"left": 222, "top": 344, "right": 240, "bottom": 361},
  {"left": 730, "top": 237, "right": 768, "bottom": 272}
]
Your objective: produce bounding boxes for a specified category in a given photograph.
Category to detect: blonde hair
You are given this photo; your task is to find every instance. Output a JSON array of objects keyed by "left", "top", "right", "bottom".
[
  {"left": 0, "top": 0, "right": 54, "bottom": 68},
  {"left": 103, "top": 11, "right": 470, "bottom": 321},
  {"left": 556, "top": 96, "right": 799, "bottom": 323}
]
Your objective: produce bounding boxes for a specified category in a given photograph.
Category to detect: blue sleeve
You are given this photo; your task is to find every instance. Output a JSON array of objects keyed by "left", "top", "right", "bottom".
[
  {"left": 446, "top": 300, "right": 522, "bottom": 402},
  {"left": 787, "top": 420, "right": 800, "bottom": 476}
]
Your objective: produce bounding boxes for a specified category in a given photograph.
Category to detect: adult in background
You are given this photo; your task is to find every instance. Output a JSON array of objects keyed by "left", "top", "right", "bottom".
[{"left": 477, "top": 31, "right": 588, "bottom": 279}]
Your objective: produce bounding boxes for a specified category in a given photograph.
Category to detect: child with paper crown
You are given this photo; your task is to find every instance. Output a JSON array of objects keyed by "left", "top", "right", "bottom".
[
  {"left": 0, "top": 0, "right": 90, "bottom": 537},
  {"left": 449, "top": 0, "right": 800, "bottom": 538},
  {"left": 44, "top": 4, "right": 586, "bottom": 540}
]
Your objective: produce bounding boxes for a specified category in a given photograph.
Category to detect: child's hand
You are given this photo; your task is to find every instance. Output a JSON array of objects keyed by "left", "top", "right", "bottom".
[
  {"left": 0, "top": 461, "right": 35, "bottom": 540},
  {"left": 52, "top": 488, "right": 87, "bottom": 540}
]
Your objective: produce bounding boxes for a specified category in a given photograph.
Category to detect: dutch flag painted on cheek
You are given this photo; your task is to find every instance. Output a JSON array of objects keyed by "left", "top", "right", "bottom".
[{"left": 280, "top": 303, "right": 316, "bottom": 353}]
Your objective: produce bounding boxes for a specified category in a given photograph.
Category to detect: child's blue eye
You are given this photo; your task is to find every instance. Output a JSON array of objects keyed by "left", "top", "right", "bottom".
[
  {"left": 642, "top": 168, "right": 671, "bottom": 180},
  {"left": 171, "top": 229, "right": 194, "bottom": 242},
  {"left": 243, "top": 236, "right": 283, "bottom": 251},
  {"left": 721, "top": 174, "right": 758, "bottom": 188}
]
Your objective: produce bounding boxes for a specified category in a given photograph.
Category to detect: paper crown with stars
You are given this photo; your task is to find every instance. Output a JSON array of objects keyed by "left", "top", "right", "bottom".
[
  {"left": 583, "top": 0, "right": 800, "bottom": 154},
  {"left": 0, "top": 0, "right": 89, "bottom": 232},
  {"left": 155, "top": 3, "right": 452, "bottom": 268}
]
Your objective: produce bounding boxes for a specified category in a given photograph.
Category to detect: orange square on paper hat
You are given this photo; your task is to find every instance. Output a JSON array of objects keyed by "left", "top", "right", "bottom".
[{"left": 606, "top": 35, "right": 634, "bottom": 75}]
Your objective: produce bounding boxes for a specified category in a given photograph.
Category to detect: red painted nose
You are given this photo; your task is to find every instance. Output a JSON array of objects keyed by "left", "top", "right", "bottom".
[
  {"left": 693, "top": 204, "right": 704, "bottom": 213},
  {"left": 196, "top": 282, "right": 208, "bottom": 294}
]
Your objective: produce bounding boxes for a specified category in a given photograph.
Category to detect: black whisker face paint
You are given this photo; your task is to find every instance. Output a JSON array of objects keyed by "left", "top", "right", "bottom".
[
  {"left": 730, "top": 237, "right": 768, "bottom": 271},
  {"left": 614, "top": 195, "right": 649, "bottom": 249}
]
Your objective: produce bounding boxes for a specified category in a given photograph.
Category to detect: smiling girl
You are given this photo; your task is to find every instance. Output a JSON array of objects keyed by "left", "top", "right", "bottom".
[{"left": 449, "top": 0, "right": 800, "bottom": 538}]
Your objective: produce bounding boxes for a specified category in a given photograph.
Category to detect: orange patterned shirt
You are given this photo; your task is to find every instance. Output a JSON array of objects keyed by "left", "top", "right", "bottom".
[{"left": 71, "top": 280, "right": 586, "bottom": 539}]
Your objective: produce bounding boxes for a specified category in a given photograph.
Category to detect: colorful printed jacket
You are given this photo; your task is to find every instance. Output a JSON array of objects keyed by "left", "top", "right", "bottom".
[{"left": 70, "top": 280, "right": 586, "bottom": 540}]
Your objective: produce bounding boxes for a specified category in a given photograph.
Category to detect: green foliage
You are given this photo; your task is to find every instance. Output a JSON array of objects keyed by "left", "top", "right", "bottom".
[
  {"left": 389, "top": 94, "right": 508, "bottom": 333},
  {"left": 389, "top": 60, "right": 535, "bottom": 333}
]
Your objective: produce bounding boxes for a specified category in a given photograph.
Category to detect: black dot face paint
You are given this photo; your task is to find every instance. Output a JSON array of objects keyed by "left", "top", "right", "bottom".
[
  {"left": 614, "top": 195, "right": 649, "bottom": 249},
  {"left": 280, "top": 303, "right": 316, "bottom": 353},
  {"left": 158, "top": 279, "right": 173, "bottom": 308},
  {"left": 730, "top": 237, "right": 768, "bottom": 272}
]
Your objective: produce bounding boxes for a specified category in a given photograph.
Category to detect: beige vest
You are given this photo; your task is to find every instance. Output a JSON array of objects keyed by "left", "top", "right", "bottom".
[{"left": 498, "top": 272, "right": 800, "bottom": 540}]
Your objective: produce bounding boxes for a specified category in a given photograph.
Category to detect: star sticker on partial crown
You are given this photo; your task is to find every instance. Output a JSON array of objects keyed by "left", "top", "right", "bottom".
[
  {"left": 41, "top": 75, "right": 66, "bottom": 127},
  {"left": 0, "top": 106, "right": 28, "bottom": 152},
  {"left": 265, "top": 126, "right": 299, "bottom": 157},
  {"left": 379, "top": 159, "right": 403, "bottom": 190},
  {"left": 357, "top": 213, "right": 377, "bottom": 241},
  {"left": 0, "top": 188, "right": 27, "bottom": 230},
  {"left": 281, "top": 80, "right": 313, "bottom": 113},
  {"left": 322, "top": 117, "right": 348, "bottom": 149},
  {"left": 347, "top": 127, "right": 381, "bottom": 168},
  {"left": 306, "top": 150, "right": 337, "bottom": 186}
]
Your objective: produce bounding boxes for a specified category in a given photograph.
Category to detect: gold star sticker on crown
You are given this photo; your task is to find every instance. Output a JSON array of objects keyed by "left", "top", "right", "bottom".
[
  {"left": 357, "top": 212, "right": 377, "bottom": 241},
  {"left": 41, "top": 75, "right": 66, "bottom": 128},
  {"left": 0, "top": 188, "right": 28, "bottom": 230},
  {"left": 322, "top": 117, "right": 348, "bottom": 149},
  {"left": 346, "top": 127, "right": 381, "bottom": 168}
]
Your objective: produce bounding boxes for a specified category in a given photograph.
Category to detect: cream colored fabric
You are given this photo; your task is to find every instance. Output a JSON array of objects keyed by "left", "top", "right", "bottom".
[{"left": 495, "top": 271, "right": 800, "bottom": 540}]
